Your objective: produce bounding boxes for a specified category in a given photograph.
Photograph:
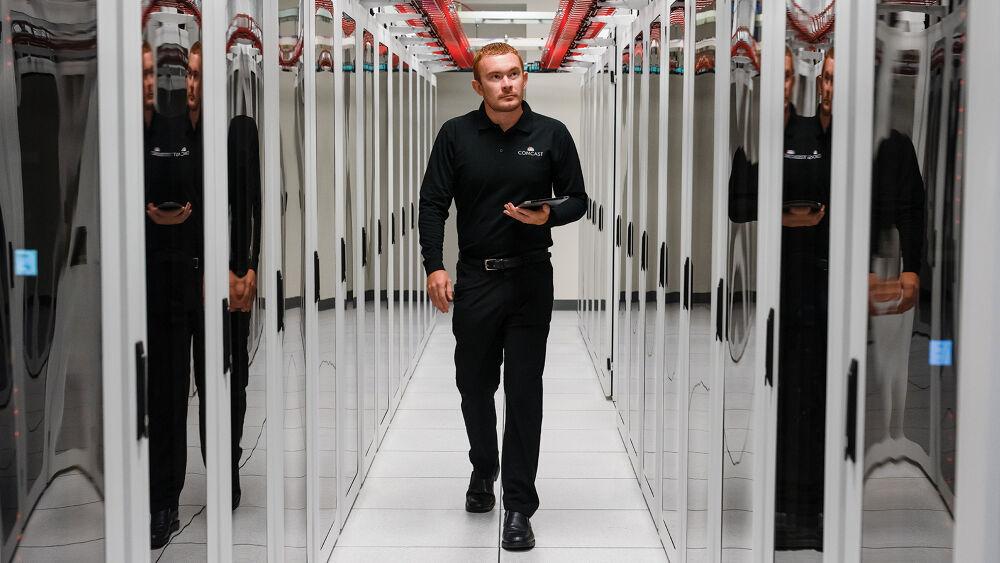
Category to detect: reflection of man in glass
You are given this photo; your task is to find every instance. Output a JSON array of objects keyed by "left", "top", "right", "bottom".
[
  {"left": 774, "top": 46, "right": 831, "bottom": 551},
  {"left": 218, "top": 110, "right": 262, "bottom": 510},
  {"left": 868, "top": 75, "right": 926, "bottom": 441},
  {"left": 144, "top": 40, "right": 204, "bottom": 550}
]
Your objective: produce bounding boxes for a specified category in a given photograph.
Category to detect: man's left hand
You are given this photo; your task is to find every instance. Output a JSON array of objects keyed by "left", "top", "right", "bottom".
[
  {"left": 229, "top": 269, "right": 257, "bottom": 312},
  {"left": 503, "top": 202, "right": 550, "bottom": 225}
]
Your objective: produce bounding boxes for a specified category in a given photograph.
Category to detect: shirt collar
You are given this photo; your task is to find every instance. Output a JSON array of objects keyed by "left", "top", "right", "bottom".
[{"left": 476, "top": 100, "right": 534, "bottom": 134}]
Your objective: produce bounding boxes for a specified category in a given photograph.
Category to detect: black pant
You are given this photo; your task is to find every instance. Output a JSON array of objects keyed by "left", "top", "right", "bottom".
[
  {"left": 147, "top": 308, "right": 250, "bottom": 513},
  {"left": 452, "top": 259, "right": 553, "bottom": 517},
  {"left": 194, "top": 310, "right": 251, "bottom": 493},
  {"left": 775, "top": 260, "right": 828, "bottom": 520},
  {"left": 147, "top": 309, "right": 201, "bottom": 513}
]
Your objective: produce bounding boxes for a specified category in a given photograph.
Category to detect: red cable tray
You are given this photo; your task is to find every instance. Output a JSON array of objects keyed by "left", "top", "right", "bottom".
[
  {"left": 540, "top": 0, "right": 615, "bottom": 71},
  {"left": 394, "top": 1, "right": 473, "bottom": 69}
]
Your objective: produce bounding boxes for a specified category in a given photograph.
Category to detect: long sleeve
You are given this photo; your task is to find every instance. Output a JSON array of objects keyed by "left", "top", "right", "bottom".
[
  {"left": 546, "top": 124, "right": 588, "bottom": 227},
  {"left": 419, "top": 122, "right": 454, "bottom": 275},
  {"left": 872, "top": 131, "right": 926, "bottom": 274},
  {"left": 891, "top": 131, "right": 926, "bottom": 274},
  {"left": 228, "top": 115, "right": 262, "bottom": 274},
  {"left": 728, "top": 146, "right": 759, "bottom": 223},
  {"left": 249, "top": 141, "right": 262, "bottom": 272}
]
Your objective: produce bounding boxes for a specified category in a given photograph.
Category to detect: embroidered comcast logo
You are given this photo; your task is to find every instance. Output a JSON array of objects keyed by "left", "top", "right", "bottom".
[{"left": 517, "top": 146, "right": 544, "bottom": 157}]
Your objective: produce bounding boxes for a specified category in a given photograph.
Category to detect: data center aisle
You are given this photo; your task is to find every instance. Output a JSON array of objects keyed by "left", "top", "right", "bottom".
[{"left": 332, "top": 311, "right": 667, "bottom": 561}]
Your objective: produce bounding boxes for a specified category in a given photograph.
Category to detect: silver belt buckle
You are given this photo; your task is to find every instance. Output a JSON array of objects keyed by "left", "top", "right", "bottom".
[{"left": 484, "top": 258, "right": 501, "bottom": 271}]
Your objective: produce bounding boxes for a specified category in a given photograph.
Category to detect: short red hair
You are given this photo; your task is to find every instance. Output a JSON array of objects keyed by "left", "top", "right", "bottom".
[{"left": 473, "top": 42, "right": 524, "bottom": 82}]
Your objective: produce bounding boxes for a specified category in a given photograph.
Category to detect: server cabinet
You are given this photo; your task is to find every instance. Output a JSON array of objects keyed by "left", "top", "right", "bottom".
[
  {"left": 614, "top": 28, "right": 632, "bottom": 434},
  {"left": 828, "top": 2, "right": 969, "bottom": 561},
  {"left": 223, "top": 1, "right": 275, "bottom": 559},
  {"left": 332, "top": 8, "right": 358, "bottom": 556},
  {"left": 684, "top": 1, "right": 719, "bottom": 560},
  {"left": 0, "top": 1, "right": 118, "bottom": 559},
  {"left": 277, "top": 2, "right": 312, "bottom": 559},
  {"left": 659, "top": 1, "right": 686, "bottom": 554},
  {"left": 359, "top": 22, "right": 378, "bottom": 475},
  {"left": 376, "top": 37, "right": 392, "bottom": 433}
]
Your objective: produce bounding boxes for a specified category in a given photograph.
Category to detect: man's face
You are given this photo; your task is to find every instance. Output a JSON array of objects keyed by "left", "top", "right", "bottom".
[
  {"left": 143, "top": 48, "right": 155, "bottom": 112},
  {"left": 819, "top": 54, "right": 835, "bottom": 118},
  {"left": 471, "top": 53, "right": 527, "bottom": 113},
  {"left": 187, "top": 51, "right": 202, "bottom": 113},
  {"left": 784, "top": 50, "right": 795, "bottom": 111}
]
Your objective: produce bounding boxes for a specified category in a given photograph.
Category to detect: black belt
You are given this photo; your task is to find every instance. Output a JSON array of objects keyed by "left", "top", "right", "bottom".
[{"left": 460, "top": 250, "right": 551, "bottom": 272}]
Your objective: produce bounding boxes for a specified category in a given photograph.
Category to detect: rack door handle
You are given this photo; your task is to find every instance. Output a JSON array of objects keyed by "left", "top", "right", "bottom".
[
  {"left": 314, "top": 251, "right": 321, "bottom": 302},
  {"left": 765, "top": 308, "right": 775, "bottom": 387},
  {"left": 658, "top": 243, "right": 666, "bottom": 288},
  {"left": 222, "top": 299, "right": 232, "bottom": 374},
  {"left": 377, "top": 220, "right": 383, "bottom": 255},
  {"left": 340, "top": 239, "right": 346, "bottom": 283},
  {"left": 845, "top": 359, "right": 859, "bottom": 463},
  {"left": 641, "top": 231, "right": 648, "bottom": 271},
  {"left": 135, "top": 342, "right": 148, "bottom": 440},
  {"left": 277, "top": 270, "right": 285, "bottom": 332},
  {"left": 715, "top": 278, "right": 723, "bottom": 342},
  {"left": 362, "top": 227, "right": 368, "bottom": 267},
  {"left": 682, "top": 257, "right": 691, "bottom": 310}
]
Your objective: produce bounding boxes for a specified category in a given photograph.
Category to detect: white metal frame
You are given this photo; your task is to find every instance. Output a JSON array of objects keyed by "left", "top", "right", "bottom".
[
  {"left": 97, "top": 1, "right": 149, "bottom": 559},
  {"left": 203, "top": 2, "right": 234, "bottom": 559},
  {"left": 261, "top": 0, "right": 285, "bottom": 560},
  {"left": 708, "top": 1, "right": 731, "bottom": 560},
  {"left": 754, "top": 0, "right": 785, "bottom": 559},
  {"left": 303, "top": 0, "right": 322, "bottom": 558},
  {"left": 955, "top": 1, "right": 1000, "bottom": 558},
  {"left": 330, "top": 1, "right": 352, "bottom": 559},
  {"left": 822, "top": 1, "right": 862, "bottom": 561}
]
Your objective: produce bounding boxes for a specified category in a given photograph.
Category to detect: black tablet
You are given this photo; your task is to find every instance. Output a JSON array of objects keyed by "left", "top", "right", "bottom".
[
  {"left": 782, "top": 199, "right": 823, "bottom": 213},
  {"left": 156, "top": 201, "right": 184, "bottom": 211},
  {"left": 518, "top": 196, "right": 569, "bottom": 210}
]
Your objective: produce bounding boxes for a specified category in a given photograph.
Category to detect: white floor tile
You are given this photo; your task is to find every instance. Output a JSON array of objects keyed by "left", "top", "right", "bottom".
[
  {"left": 536, "top": 452, "right": 635, "bottom": 479},
  {"left": 332, "top": 547, "right": 497, "bottom": 562},
  {"left": 535, "top": 478, "right": 647, "bottom": 510},
  {"left": 381, "top": 428, "right": 470, "bottom": 452},
  {"left": 540, "top": 429, "right": 624, "bottom": 452},
  {"left": 367, "top": 451, "right": 473, "bottom": 478},
  {"left": 337, "top": 509, "right": 498, "bottom": 547},
  {"left": 522, "top": 509, "right": 662, "bottom": 548},
  {"left": 354, "top": 477, "right": 486, "bottom": 510},
  {"left": 501, "top": 547, "right": 668, "bottom": 562}
]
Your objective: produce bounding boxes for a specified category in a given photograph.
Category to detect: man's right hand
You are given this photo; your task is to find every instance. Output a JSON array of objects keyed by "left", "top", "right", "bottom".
[
  {"left": 427, "top": 269, "right": 454, "bottom": 313},
  {"left": 147, "top": 202, "right": 193, "bottom": 225}
]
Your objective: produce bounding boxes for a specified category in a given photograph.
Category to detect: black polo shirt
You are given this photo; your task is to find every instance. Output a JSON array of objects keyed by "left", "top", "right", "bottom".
[{"left": 418, "top": 101, "right": 588, "bottom": 275}]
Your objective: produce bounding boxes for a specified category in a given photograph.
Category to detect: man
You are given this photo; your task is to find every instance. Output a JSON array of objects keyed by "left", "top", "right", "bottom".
[
  {"left": 144, "top": 40, "right": 203, "bottom": 549},
  {"left": 774, "top": 45, "right": 832, "bottom": 551},
  {"left": 418, "top": 42, "right": 587, "bottom": 551},
  {"left": 219, "top": 110, "right": 263, "bottom": 510}
]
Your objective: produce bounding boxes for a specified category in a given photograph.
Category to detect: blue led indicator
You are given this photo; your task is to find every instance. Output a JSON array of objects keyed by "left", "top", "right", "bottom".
[
  {"left": 929, "top": 340, "right": 953, "bottom": 367},
  {"left": 14, "top": 249, "right": 37, "bottom": 277}
]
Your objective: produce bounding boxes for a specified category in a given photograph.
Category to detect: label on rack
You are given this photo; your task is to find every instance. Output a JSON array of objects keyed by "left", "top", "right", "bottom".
[
  {"left": 929, "top": 340, "right": 953, "bottom": 367},
  {"left": 14, "top": 249, "right": 37, "bottom": 277}
]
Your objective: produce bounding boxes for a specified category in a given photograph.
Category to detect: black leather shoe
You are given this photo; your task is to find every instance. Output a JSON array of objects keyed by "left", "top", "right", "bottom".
[
  {"left": 501, "top": 511, "right": 535, "bottom": 551},
  {"left": 465, "top": 468, "right": 499, "bottom": 513},
  {"left": 150, "top": 507, "right": 179, "bottom": 550}
]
